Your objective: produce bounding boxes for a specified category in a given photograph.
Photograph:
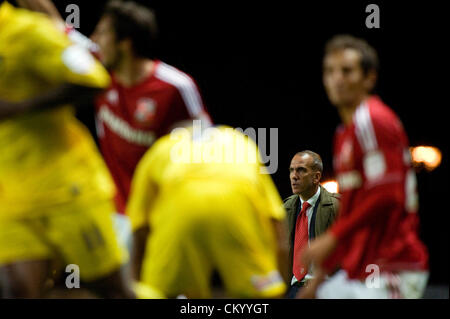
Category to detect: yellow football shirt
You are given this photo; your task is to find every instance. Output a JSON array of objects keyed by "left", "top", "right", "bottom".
[
  {"left": 127, "top": 125, "right": 285, "bottom": 230},
  {"left": 127, "top": 125, "right": 286, "bottom": 297},
  {"left": 0, "top": 2, "right": 114, "bottom": 218}
]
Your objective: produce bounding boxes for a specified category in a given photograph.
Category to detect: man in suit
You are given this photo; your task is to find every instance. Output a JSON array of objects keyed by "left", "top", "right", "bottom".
[{"left": 284, "top": 150, "right": 339, "bottom": 298}]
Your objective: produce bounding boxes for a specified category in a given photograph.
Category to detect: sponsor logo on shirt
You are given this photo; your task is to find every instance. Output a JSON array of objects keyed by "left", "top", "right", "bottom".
[
  {"left": 98, "top": 105, "right": 156, "bottom": 146},
  {"left": 363, "top": 150, "right": 386, "bottom": 181}
]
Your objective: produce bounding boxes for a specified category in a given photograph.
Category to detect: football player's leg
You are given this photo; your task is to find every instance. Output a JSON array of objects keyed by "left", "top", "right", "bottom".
[
  {"left": 207, "top": 193, "right": 286, "bottom": 298},
  {"left": 0, "top": 217, "right": 53, "bottom": 298},
  {"left": 82, "top": 266, "right": 134, "bottom": 298},
  {"left": 0, "top": 259, "right": 50, "bottom": 298},
  {"left": 139, "top": 196, "right": 213, "bottom": 298},
  {"left": 45, "top": 199, "right": 134, "bottom": 298}
]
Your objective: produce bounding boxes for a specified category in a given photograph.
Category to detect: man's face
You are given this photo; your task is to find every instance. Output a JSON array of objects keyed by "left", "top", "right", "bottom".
[
  {"left": 91, "top": 15, "right": 119, "bottom": 69},
  {"left": 323, "top": 48, "right": 374, "bottom": 108},
  {"left": 289, "top": 154, "right": 320, "bottom": 196}
]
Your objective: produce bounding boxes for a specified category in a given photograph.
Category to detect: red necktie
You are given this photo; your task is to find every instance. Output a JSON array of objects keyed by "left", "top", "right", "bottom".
[{"left": 293, "top": 201, "right": 310, "bottom": 281}]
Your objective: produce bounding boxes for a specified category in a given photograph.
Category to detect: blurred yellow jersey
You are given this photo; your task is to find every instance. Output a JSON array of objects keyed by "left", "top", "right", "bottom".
[
  {"left": 127, "top": 126, "right": 285, "bottom": 229},
  {"left": 127, "top": 125, "right": 287, "bottom": 297},
  {"left": 127, "top": 125, "right": 286, "bottom": 231},
  {"left": 0, "top": 2, "right": 114, "bottom": 218}
]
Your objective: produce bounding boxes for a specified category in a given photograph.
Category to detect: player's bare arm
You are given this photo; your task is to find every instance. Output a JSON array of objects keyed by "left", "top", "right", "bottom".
[
  {"left": 17, "top": 0, "right": 64, "bottom": 23},
  {"left": 131, "top": 225, "right": 150, "bottom": 281},
  {"left": 301, "top": 232, "right": 338, "bottom": 272},
  {"left": 0, "top": 84, "right": 102, "bottom": 120}
]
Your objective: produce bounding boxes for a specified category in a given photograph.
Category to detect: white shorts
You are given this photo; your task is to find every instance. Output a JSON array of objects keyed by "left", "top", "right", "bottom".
[{"left": 317, "top": 269, "right": 429, "bottom": 299}]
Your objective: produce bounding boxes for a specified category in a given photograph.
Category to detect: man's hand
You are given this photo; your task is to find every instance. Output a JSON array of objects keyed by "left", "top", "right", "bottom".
[
  {"left": 296, "top": 267, "right": 326, "bottom": 299},
  {"left": 297, "top": 281, "right": 318, "bottom": 299},
  {"left": 301, "top": 231, "right": 338, "bottom": 269}
]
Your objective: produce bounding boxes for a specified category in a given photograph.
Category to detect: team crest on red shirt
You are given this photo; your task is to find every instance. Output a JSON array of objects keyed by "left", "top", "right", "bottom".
[
  {"left": 340, "top": 138, "right": 354, "bottom": 169},
  {"left": 106, "top": 89, "right": 118, "bottom": 105},
  {"left": 134, "top": 98, "right": 157, "bottom": 124}
]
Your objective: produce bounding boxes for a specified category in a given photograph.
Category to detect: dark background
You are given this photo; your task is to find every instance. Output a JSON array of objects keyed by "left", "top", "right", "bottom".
[{"left": 48, "top": 0, "right": 447, "bottom": 285}]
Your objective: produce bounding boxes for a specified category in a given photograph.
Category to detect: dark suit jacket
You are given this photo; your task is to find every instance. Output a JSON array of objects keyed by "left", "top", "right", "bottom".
[{"left": 283, "top": 185, "right": 340, "bottom": 282}]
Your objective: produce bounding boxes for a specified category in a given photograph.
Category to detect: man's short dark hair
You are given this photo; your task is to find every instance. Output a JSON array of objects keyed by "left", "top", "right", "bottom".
[
  {"left": 104, "top": 0, "right": 159, "bottom": 59},
  {"left": 324, "top": 34, "right": 379, "bottom": 75},
  {"left": 295, "top": 150, "right": 323, "bottom": 174}
]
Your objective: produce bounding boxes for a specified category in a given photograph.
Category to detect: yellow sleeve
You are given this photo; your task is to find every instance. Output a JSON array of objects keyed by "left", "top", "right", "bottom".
[
  {"left": 27, "top": 16, "right": 110, "bottom": 88},
  {"left": 126, "top": 151, "right": 159, "bottom": 231},
  {"left": 126, "top": 135, "right": 174, "bottom": 230},
  {"left": 238, "top": 129, "right": 286, "bottom": 221},
  {"left": 258, "top": 166, "right": 286, "bottom": 221},
  {"left": 230, "top": 128, "right": 286, "bottom": 221}
]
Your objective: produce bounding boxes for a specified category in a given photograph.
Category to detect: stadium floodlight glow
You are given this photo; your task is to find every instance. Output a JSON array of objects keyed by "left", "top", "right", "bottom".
[
  {"left": 322, "top": 180, "right": 339, "bottom": 194},
  {"left": 410, "top": 146, "right": 442, "bottom": 171}
]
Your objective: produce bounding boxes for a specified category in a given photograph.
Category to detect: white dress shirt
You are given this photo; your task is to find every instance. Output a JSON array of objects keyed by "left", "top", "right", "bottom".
[{"left": 291, "top": 186, "right": 321, "bottom": 285}]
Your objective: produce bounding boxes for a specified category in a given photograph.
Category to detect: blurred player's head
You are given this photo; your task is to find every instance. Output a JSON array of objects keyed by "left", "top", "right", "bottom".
[
  {"left": 91, "top": 0, "right": 159, "bottom": 69},
  {"left": 5, "top": 0, "right": 16, "bottom": 6},
  {"left": 290, "top": 150, "right": 323, "bottom": 199},
  {"left": 322, "top": 35, "right": 378, "bottom": 110}
]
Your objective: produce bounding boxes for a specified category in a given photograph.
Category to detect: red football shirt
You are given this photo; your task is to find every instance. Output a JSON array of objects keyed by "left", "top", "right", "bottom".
[
  {"left": 95, "top": 60, "right": 212, "bottom": 213},
  {"left": 323, "top": 95, "right": 428, "bottom": 280}
]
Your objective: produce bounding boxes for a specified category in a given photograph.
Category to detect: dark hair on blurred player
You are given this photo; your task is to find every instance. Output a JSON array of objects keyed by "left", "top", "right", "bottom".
[
  {"left": 321, "top": 34, "right": 378, "bottom": 122},
  {"left": 324, "top": 34, "right": 379, "bottom": 76},
  {"left": 103, "top": 0, "right": 159, "bottom": 60}
]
